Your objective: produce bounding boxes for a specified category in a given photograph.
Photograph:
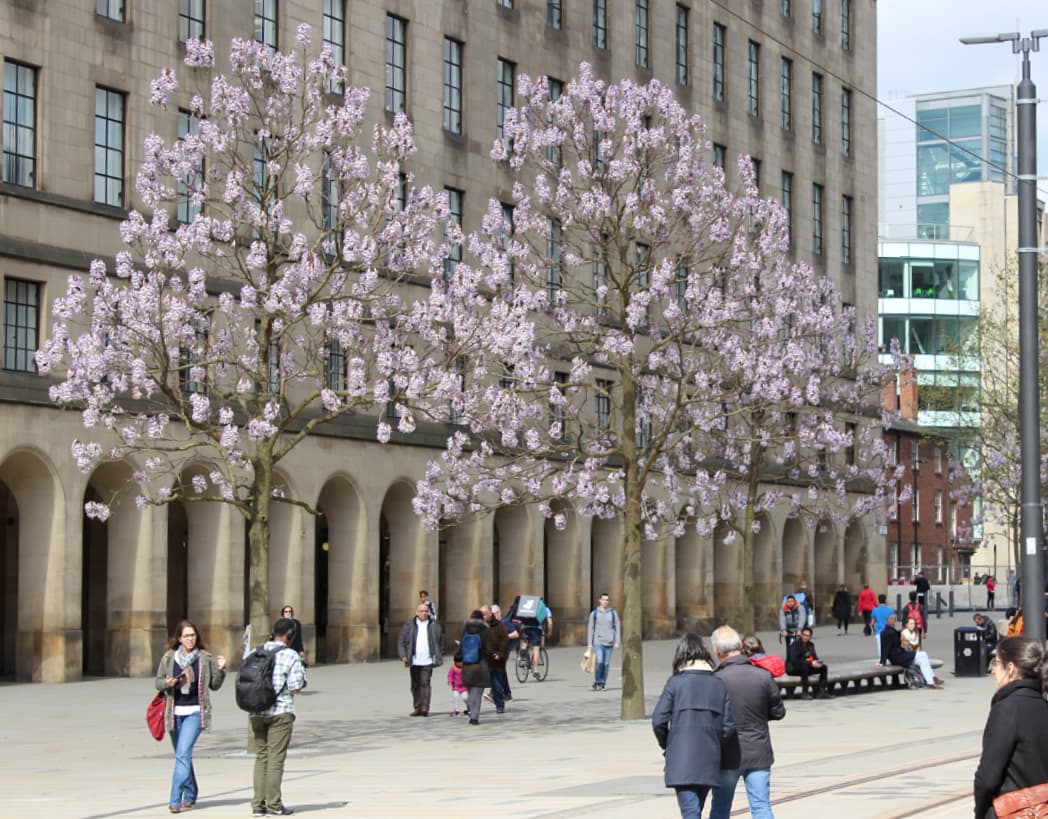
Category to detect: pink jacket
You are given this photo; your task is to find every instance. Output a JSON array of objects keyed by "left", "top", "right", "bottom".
[{"left": 447, "top": 663, "right": 466, "bottom": 692}]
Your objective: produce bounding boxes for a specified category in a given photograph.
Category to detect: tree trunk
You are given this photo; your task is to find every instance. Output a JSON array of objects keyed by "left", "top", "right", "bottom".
[
  {"left": 741, "top": 467, "right": 759, "bottom": 635},
  {"left": 619, "top": 373, "right": 646, "bottom": 720},
  {"left": 247, "top": 458, "right": 273, "bottom": 648}
]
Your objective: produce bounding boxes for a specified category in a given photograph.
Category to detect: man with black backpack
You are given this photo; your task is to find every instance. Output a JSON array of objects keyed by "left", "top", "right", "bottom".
[
  {"left": 587, "top": 593, "right": 620, "bottom": 691},
  {"left": 239, "top": 618, "right": 307, "bottom": 816}
]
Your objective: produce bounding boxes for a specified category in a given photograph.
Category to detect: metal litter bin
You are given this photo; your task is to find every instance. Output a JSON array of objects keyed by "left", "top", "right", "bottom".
[{"left": 955, "top": 626, "right": 986, "bottom": 677}]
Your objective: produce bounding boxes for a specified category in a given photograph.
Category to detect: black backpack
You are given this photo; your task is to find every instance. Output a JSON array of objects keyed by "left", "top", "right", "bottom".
[{"left": 235, "top": 645, "right": 289, "bottom": 712}]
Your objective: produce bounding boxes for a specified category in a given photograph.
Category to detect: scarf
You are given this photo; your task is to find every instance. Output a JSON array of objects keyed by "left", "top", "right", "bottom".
[{"left": 174, "top": 647, "right": 200, "bottom": 695}]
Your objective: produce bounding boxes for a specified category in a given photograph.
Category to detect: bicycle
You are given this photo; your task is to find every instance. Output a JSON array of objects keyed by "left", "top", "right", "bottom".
[{"left": 515, "top": 633, "right": 550, "bottom": 682}]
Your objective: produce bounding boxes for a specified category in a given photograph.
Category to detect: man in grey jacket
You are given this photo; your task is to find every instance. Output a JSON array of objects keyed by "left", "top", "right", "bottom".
[
  {"left": 709, "top": 626, "right": 786, "bottom": 819},
  {"left": 396, "top": 603, "right": 444, "bottom": 717},
  {"left": 586, "top": 593, "right": 621, "bottom": 691}
]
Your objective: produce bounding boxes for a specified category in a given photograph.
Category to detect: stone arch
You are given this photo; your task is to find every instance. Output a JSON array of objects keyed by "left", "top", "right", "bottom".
[
  {"left": 543, "top": 500, "right": 579, "bottom": 642},
  {"left": 753, "top": 513, "right": 779, "bottom": 629},
  {"left": 590, "top": 516, "right": 623, "bottom": 609},
  {"left": 316, "top": 473, "right": 366, "bottom": 662},
  {"left": 712, "top": 523, "right": 742, "bottom": 626},
  {"left": 782, "top": 517, "right": 807, "bottom": 593},
  {"left": 83, "top": 460, "right": 155, "bottom": 676},
  {"left": 0, "top": 447, "right": 65, "bottom": 681},
  {"left": 0, "top": 480, "right": 15, "bottom": 678},
  {"left": 674, "top": 520, "right": 708, "bottom": 630},
  {"left": 379, "top": 480, "right": 427, "bottom": 658},
  {"left": 813, "top": 520, "right": 839, "bottom": 622},
  {"left": 493, "top": 506, "right": 532, "bottom": 608},
  {"left": 843, "top": 519, "right": 867, "bottom": 592}
]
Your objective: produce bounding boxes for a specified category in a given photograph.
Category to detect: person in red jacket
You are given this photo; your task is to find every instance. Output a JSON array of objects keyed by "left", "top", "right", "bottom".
[{"left": 857, "top": 584, "right": 877, "bottom": 636}]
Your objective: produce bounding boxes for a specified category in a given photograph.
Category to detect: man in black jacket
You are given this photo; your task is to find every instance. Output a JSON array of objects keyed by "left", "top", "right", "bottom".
[
  {"left": 710, "top": 627, "right": 786, "bottom": 819},
  {"left": 786, "top": 627, "right": 831, "bottom": 699},
  {"left": 876, "top": 614, "right": 943, "bottom": 688}
]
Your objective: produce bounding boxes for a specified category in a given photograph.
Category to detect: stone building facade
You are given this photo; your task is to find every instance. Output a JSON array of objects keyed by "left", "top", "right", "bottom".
[{"left": 0, "top": 0, "right": 880, "bottom": 681}]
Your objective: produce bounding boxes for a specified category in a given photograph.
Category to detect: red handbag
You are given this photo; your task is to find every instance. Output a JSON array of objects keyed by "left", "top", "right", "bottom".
[
  {"left": 993, "top": 783, "right": 1048, "bottom": 818},
  {"left": 146, "top": 692, "right": 166, "bottom": 741}
]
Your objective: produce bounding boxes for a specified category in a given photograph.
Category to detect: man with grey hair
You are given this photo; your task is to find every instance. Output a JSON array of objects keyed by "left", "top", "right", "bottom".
[{"left": 709, "top": 626, "right": 785, "bottom": 819}]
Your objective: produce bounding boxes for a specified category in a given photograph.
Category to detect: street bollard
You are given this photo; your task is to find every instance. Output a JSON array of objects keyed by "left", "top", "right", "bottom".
[{"left": 949, "top": 589, "right": 955, "bottom": 617}]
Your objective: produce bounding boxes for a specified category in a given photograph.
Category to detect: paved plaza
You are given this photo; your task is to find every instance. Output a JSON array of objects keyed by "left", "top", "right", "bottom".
[{"left": 1, "top": 612, "right": 1000, "bottom": 818}]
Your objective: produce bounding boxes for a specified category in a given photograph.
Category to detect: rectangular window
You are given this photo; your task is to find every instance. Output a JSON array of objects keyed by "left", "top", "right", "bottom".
[
  {"left": 550, "top": 371, "right": 567, "bottom": 441},
  {"left": 547, "top": 77, "right": 562, "bottom": 166},
  {"left": 841, "top": 87, "right": 852, "bottom": 156},
  {"left": 812, "top": 73, "right": 823, "bottom": 144},
  {"left": 781, "top": 0, "right": 791, "bottom": 16},
  {"left": 548, "top": 0, "right": 562, "bottom": 29},
  {"left": 845, "top": 422, "right": 856, "bottom": 465},
  {"left": 675, "top": 5, "right": 689, "bottom": 86},
  {"left": 497, "top": 0, "right": 513, "bottom": 7},
  {"left": 97, "top": 0, "right": 125, "bottom": 22},
  {"left": 326, "top": 340, "right": 346, "bottom": 392},
  {"left": 443, "top": 38, "right": 463, "bottom": 134},
  {"left": 3, "top": 278, "right": 39, "bottom": 373},
  {"left": 811, "top": 183, "right": 823, "bottom": 256},
  {"left": 912, "top": 488, "right": 920, "bottom": 523},
  {"left": 177, "top": 110, "right": 202, "bottom": 224},
  {"left": 180, "top": 0, "right": 205, "bottom": 41},
  {"left": 322, "top": 151, "right": 338, "bottom": 231},
  {"left": 934, "top": 446, "right": 943, "bottom": 473},
  {"left": 781, "top": 171, "right": 793, "bottom": 245},
  {"left": 934, "top": 491, "right": 943, "bottom": 524},
  {"left": 841, "top": 0, "right": 851, "bottom": 50},
  {"left": 385, "top": 15, "right": 407, "bottom": 114},
  {"left": 546, "top": 219, "right": 562, "bottom": 300},
  {"left": 596, "top": 379, "right": 612, "bottom": 431},
  {"left": 253, "top": 139, "right": 270, "bottom": 198},
  {"left": 635, "top": 242, "right": 650, "bottom": 324},
  {"left": 497, "top": 58, "right": 515, "bottom": 145},
  {"left": 254, "top": 0, "right": 278, "bottom": 50},
  {"left": 911, "top": 439, "right": 920, "bottom": 469},
  {"left": 841, "top": 194, "right": 852, "bottom": 265},
  {"left": 712, "top": 143, "right": 725, "bottom": 169},
  {"left": 747, "top": 40, "right": 760, "bottom": 116},
  {"left": 323, "top": 0, "right": 345, "bottom": 93},
  {"left": 2, "top": 61, "right": 36, "bottom": 188},
  {"left": 780, "top": 57, "right": 792, "bottom": 130},
  {"left": 179, "top": 324, "right": 207, "bottom": 396},
  {"left": 593, "top": 0, "right": 608, "bottom": 49},
  {"left": 268, "top": 338, "right": 280, "bottom": 395},
  {"left": 812, "top": 0, "right": 822, "bottom": 34},
  {"left": 712, "top": 23, "right": 725, "bottom": 102},
  {"left": 444, "top": 187, "right": 463, "bottom": 278},
  {"left": 500, "top": 202, "right": 515, "bottom": 281},
  {"left": 94, "top": 87, "right": 125, "bottom": 207},
  {"left": 750, "top": 158, "right": 761, "bottom": 192},
  {"left": 635, "top": 0, "right": 649, "bottom": 68},
  {"left": 593, "top": 235, "right": 608, "bottom": 316}
]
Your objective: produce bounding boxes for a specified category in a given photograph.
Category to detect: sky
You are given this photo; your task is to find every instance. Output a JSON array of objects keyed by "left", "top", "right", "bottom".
[{"left": 877, "top": 0, "right": 1048, "bottom": 170}]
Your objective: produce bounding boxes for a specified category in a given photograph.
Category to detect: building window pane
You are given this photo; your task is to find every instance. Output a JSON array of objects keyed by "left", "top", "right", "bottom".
[
  {"left": 179, "top": 0, "right": 205, "bottom": 41},
  {"left": 781, "top": 171, "right": 793, "bottom": 246},
  {"left": 323, "top": 0, "right": 346, "bottom": 93},
  {"left": 841, "top": 0, "right": 850, "bottom": 50},
  {"left": 548, "top": 0, "right": 562, "bottom": 29},
  {"left": 547, "top": 219, "right": 562, "bottom": 301},
  {"left": 94, "top": 87, "right": 124, "bottom": 207},
  {"left": 322, "top": 151, "right": 339, "bottom": 231},
  {"left": 497, "top": 0, "right": 513, "bottom": 7},
  {"left": 596, "top": 379, "right": 611, "bottom": 431},
  {"left": 443, "top": 38, "right": 463, "bottom": 134},
  {"left": 385, "top": 14, "right": 407, "bottom": 113},
  {"left": 841, "top": 194, "right": 852, "bottom": 265},
  {"left": 96, "top": 0, "right": 125, "bottom": 22},
  {"left": 254, "top": 0, "right": 278, "bottom": 50},
  {"left": 812, "top": 0, "right": 822, "bottom": 34},
  {"left": 3, "top": 61, "right": 36, "bottom": 188},
  {"left": 841, "top": 88, "right": 852, "bottom": 156},
  {"left": 500, "top": 202, "right": 515, "bottom": 281},
  {"left": 444, "top": 188, "right": 463, "bottom": 278},
  {"left": 675, "top": 5, "right": 689, "bottom": 86},
  {"left": 747, "top": 40, "right": 760, "bottom": 116},
  {"left": 712, "top": 23, "right": 725, "bottom": 102},
  {"left": 593, "top": 0, "right": 607, "bottom": 49},
  {"left": 712, "top": 143, "right": 725, "bottom": 169},
  {"left": 781, "top": 0, "right": 791, "bottom": 16},
  {"left": 780, "top": 57, "right": 792, "bottom": 130},
  {"left": 812, "top": 183, "right": 823, "bottom": 256},
  {"left": 812, "top": 72, "right": 823, "bottom": 144},
  {"left": 547, "top": 78, "right": 563, "bottom": 166},
  {"left": 497, "top": 58, "right": 515, "bottom": 145},
  {"left": 327, "top": 340, "right": 346, "bottom": 392},
  {"left": 3, "top": 278, "right": 39, "bottom": 373},
  {"left": 635, "top": 0, "right": 649, "bottom": 67},
  {"left": 177, "top": 110, "right": 202, "bottom": 224}
]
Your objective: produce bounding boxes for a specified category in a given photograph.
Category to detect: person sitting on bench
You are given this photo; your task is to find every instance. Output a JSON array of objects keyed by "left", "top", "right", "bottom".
[
  {"left": 786, "top": 627, "right": 832, "bottom": 699},
  {"left": 876, "top": 614, "right": 943, "bottom": 689}
]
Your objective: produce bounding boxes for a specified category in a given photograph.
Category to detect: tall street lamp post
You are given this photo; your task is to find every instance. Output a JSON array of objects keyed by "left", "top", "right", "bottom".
[{"left": 960, "top": 31, "right": 1048, "bottom": 642}]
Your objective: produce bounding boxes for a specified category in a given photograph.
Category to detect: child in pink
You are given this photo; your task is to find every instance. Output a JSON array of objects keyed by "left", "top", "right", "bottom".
[{"left": 447, "top": 651, "right": 467, "bottom": 716}]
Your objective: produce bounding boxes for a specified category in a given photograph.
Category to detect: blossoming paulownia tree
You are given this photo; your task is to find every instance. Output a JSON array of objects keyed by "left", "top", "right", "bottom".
[
  {"left": 37, "top": 28, "right": 478, "bottom": 642},
  {"left": 413, "top": 65, "right": 891, "bottom": 719}
]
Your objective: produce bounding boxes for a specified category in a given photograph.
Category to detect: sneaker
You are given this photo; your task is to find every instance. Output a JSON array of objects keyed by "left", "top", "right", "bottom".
[
  {"left": 496, "top": 707, "right": 505, "bottom": 714},
  {"left": 799, "top": 692, "right": 814, "bottom": 700},
  {"left": 504, "top": 694, "right": 512, "bottom": 701},
  {"left": 592, "top": 683, "right": 599, "bottom": 691},
  {"left": 252, "top": 810, "right": 267, "bottom": 817},
  {"left": 483, "top": 691, "right": 494, "bottom": 703},
  {"left": 268, "top": 808, "right": 295, "bottom": 816},
  {"left": 469, "top": 718, "right": 479, "bottom": 725}
]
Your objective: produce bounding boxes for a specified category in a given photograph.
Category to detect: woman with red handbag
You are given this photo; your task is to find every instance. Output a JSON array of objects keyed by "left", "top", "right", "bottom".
[
  {"left": 973, "top": 636, "right": 1048, "bottom": 818},
  {"left": 155, "top": 620, "right": 227, "bottom": 814}
]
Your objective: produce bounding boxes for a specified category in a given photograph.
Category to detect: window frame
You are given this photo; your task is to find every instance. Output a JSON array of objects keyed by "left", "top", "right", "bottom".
[
  {"left": 811, "top": 183, "right": 824, "bottom": 256},
  {"left": 781, "top": 171, "right": 793, "bottom": 245},
  {"left": 94, "top": 86, "right": 125, "bottom": 207},
  {"left": 712, "top": 23, "right": 726, "bottom": 102},
  {"left": 747, "top": 40, "right": 760, "bottom": 117},
  {"left": 812, "top": 0, "right": 822, "bottom": 34},
  {"left": 385, "top": 14, "right": 407, "bottom": 114},
  {"left": 3, "top": 277, "right": 40, "bottom": 373},
  {"left": 323, "top": 0, "right": 346, "bottom": 94},
  {"left": 841, "top": 87, "right": 852, "bottom": 156},
  {"left": 675, "top": 5, "right": 689, "bottom": 86},
  {"left": 176, "top": 110, "right": 203, "bottom": 225},
  {"left": 593, "top": 0, "right": 608, "bottom": 49},
  {"left": 443, "top": 187, "right": 463, "bottom": 278},
  {"left": 547, "top": 0, "right": 562, "bottom": 30},
  {"left": 2, "top": 60, "right": 36, "bottom": 188},
  {"left": 179, "top": 0, "right": 205, "bottom": 42},
  {"left": 780, "top": 57, "right": 792, "bottom": 130},
  {"left": 635, "top": 0, "right": 650, "bottom": 68},
  {"left": 497, "top": 57, "right": 516, "bottom": 145},
  {"left": 254, "top": 0, "right": 278, "bottom": 50},
  {"left": 841, "top": 0, "right": 851, "bottom": 50},
  {"left": 96, "top": 0, "right": 125, "bottom": 22},
  {"left": 841, "top": 194, "right": 853, "bottom": 265},
  {"left": 443, "top": 37, "right": 463, "bottom": 135},
  {"left": 812, "top": 72, "right": 823, "bottom": 145}
]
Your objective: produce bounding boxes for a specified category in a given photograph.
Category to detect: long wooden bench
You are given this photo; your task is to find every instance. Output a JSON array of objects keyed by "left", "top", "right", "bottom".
[{"left": 775, "top": 658, "right": 945, "bottom": 697}]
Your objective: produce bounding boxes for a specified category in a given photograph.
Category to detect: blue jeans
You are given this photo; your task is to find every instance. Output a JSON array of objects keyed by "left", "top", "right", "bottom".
[
  {"left": 490, "top": 670, "right": 506, "bottom": 709},
  {"left": 710, "top": 768, "right": 773, "bottom": 819},
  {"left": 593, "top": 644, "right": 613, "bottom": 687},
  {"left": 169, "top": 711, "right": 201, "bottom": 807},
  {"left": 674, "top": 785, "right": 710, "bottom": 818}
]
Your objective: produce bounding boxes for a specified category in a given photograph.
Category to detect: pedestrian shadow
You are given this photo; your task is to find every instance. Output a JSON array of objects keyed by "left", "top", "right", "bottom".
[{"left": 82, "top": 796, "right": 349, "bottom": 818}]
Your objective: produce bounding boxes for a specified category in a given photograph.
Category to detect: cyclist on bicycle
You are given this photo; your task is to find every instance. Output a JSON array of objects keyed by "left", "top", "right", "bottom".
[{"left": 509, "top": 594, "right": 554, "bottom": 677}]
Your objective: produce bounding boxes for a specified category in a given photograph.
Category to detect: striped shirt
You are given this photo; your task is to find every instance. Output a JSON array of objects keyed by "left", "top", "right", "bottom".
[{"left": 257, "top": 640, "right": 307, "bottom": 717}]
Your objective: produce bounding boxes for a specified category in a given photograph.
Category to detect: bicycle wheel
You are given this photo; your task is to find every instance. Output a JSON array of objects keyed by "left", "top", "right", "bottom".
[
  {"left": 515, "top": 651, "right": 530, "bottom": 683},
  {"left": 535, "top": 646, "right": 550, "bottom": 681}
]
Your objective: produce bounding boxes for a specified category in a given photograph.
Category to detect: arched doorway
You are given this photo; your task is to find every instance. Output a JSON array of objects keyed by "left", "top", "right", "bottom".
[
  {"left": 314, "top": 512, "right": 330, "bottom": 662},
  {"left": 543, "top": 500, "right": 577, "bottom": 642},
  {"left": 166, "top": 500, "right": 189, "bottom": 633},
  {"left": 493, "top": 506, "right": 530, "bottom": 608},
  {"left": 813, "top": 520, "right": 839, "bottom": 622},
  {"left": 0, "top": 482, "right": 17, "bottom": 678},
  {"left": 81, "top": 486, "right": 108, "bottom": 676},
  {"left": 379, "top": 482, "right": 426, "bottom": 658},
  {"left": 843, "top": 519, "right": 867, "bottom": 591}
]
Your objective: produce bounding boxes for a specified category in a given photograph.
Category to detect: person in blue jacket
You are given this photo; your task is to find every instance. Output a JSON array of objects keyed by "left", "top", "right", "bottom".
[
  {"left": 869, "top": 593, "right": 895, "bottom": 659},
  {"left": 652, "top": 633, "right": 737, "bottom": 818}
]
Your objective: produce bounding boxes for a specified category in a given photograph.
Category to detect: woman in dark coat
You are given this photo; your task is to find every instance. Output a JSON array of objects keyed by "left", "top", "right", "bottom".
[
  {"left": 973, "top": 636, "right": 1048, "bottom": 818},
  {"left": 652, "top": 633, "right": 736, "bottom": 818},
  {"left": 832, "top": 585, "right": 851, "bottom": 634},
  {"left": 459, "top": 610, "right": 491, "bottom": 725}
]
